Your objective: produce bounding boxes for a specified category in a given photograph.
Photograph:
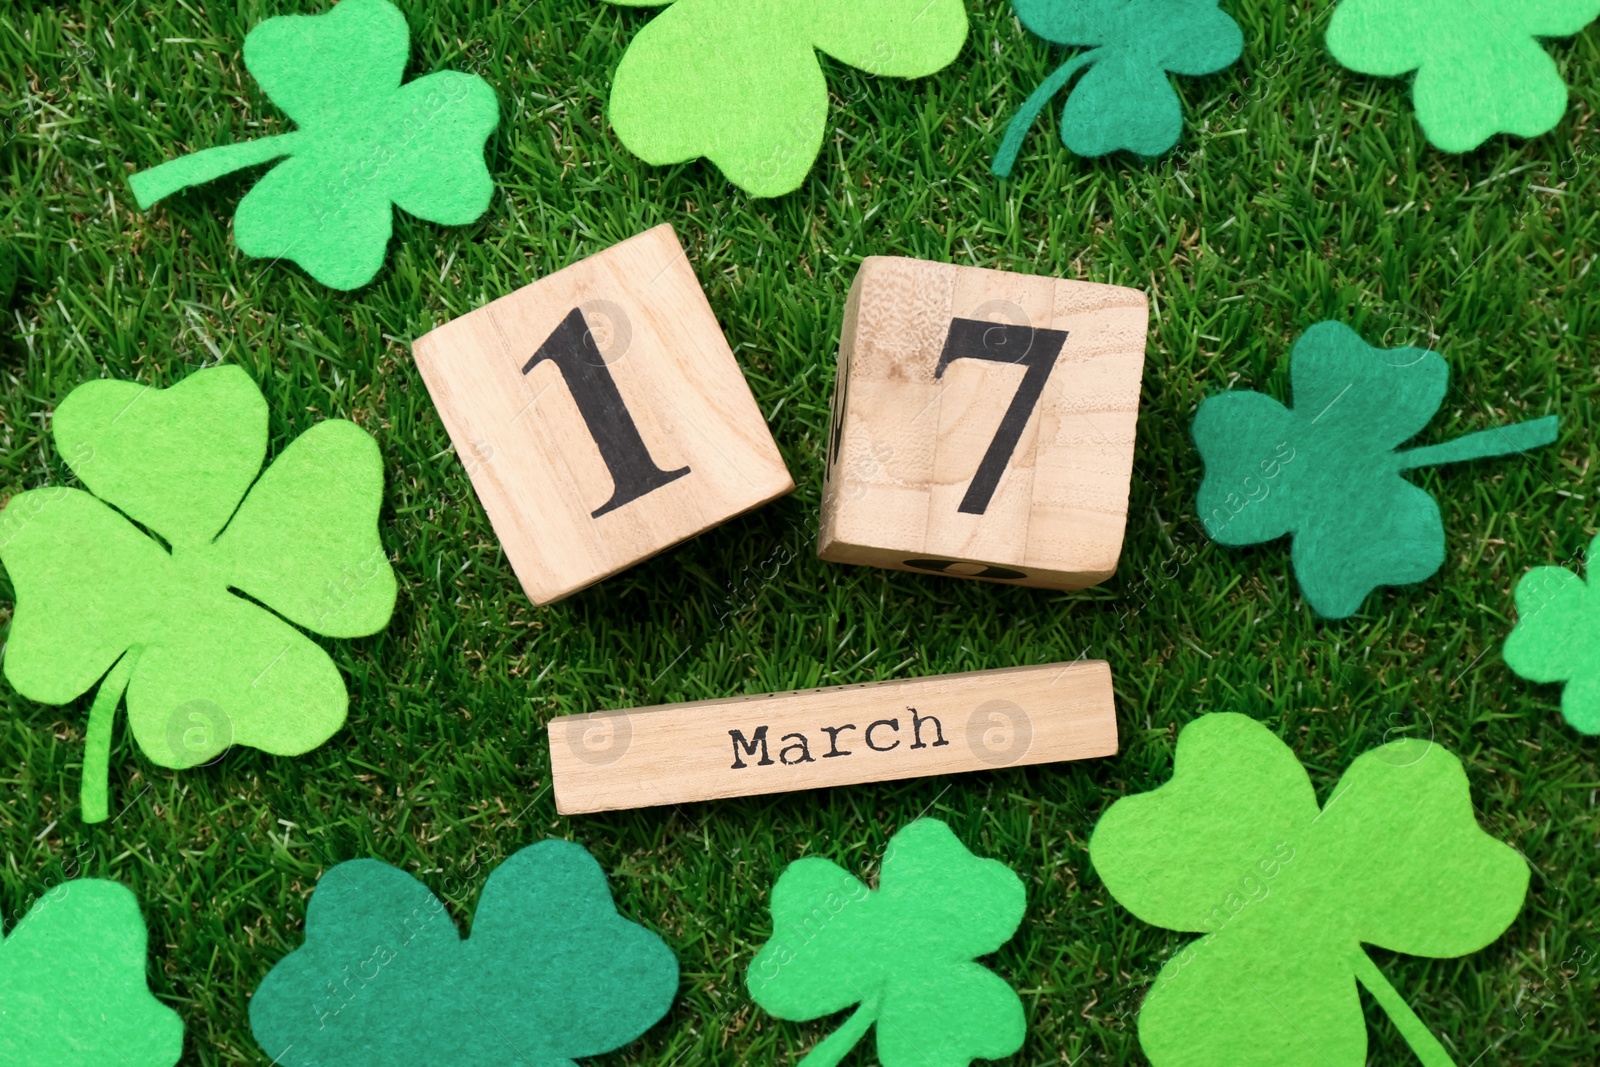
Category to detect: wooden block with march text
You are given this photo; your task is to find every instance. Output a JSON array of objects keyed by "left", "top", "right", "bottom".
[
  {"left": 549, "top": 661, "right": 1117, "bottom": 814},
  {"left": 819, "top": 257, "right": 1148, "bottom": 590},
  {"left": 413, "top": 225, "right": 794, "bottom": 604}
]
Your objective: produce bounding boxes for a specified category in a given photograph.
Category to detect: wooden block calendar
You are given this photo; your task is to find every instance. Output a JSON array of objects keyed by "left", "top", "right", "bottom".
[
  {"left": 413, "top": 225, "right": 794, "bottom": 604},
  {"left": 550, "top": 660, "right": 1118, "bottom": 814},
  {"left": 819, "top": 257, "right": 1148, "bottom": 591}
]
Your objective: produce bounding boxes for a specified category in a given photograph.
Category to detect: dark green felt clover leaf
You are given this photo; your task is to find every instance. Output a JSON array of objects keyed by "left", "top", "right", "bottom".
[
  {"left": 129, "top": 0, "right": 498, "bottom": 290},
  {"left": 1193, "top": 321, "right": 1559, "bottom": 618},
  {"left": 746, "top": 819, "right": 1026, "bottom": 1067},
  {"left": 1327, "top": 0, "right": 1600, "bottom": 152},
  {"left": 1090, "top": 712, "right": 1529, "bottom": 1067},
  {"left": 0, "top": 366, "right": 395, "bottom": 823},
  {"left": 992, "top": 0, "right": 1242, "bottom": 177},
  {"left": 1504, "top": 535, "right": 1600, "bottom": 734},
  {"left": 249, "top": 840, "right": 679, "bottom": 1067},
  {"left": 0, "top": 878, "right": 183, "bottom": 1066},
  {"left": 605, "top": 0, "right": 969, "bottom": 197}
]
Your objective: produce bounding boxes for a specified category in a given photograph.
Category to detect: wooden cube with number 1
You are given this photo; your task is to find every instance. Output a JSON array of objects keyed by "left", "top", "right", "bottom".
[
  {"left": 413, "top": 225, "right": 794, "bottom": 605},
  {"left": 819, "top": 257, "right": 1147, "bottom": 590}
]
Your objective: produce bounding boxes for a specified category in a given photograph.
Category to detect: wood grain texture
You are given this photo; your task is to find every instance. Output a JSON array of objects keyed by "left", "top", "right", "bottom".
[
  {"left": 819, "top": 256, "right": 1147, "bottom": 590},
  {"left": 550, "top": 661, "right": 1117, "bottom": 814},
  {"left": 413, "top": 225, "right": 794, "bottom": 604}
]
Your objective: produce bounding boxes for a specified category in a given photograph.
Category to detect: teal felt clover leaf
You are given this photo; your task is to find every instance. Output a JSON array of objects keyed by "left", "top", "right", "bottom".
[
  {"left": 0, "top": 366, "right": 396, "bottom": 823},
  {"left": 605, "top": 0, "right": 969, "bottom": 197},
  {"left": 1, "top": 879, "right": 183, "bottom": 1066},
  {"left": 992, "top": 0, "right": 1243, "bottom": 177},
  {"left": 1194, "top": 321, "right": 1559, "bottom": 618},
  {"left": 1504, "top": 535, "right": 1600, "bottom": 734},
  {"left": 1327, "top": 0, "right": 1600, "bottom": 152},
  {"left": 747, "top": 819, "right": 1026, "bottom": 1067},
  {"left": 129, "top": 0, "right": 498, "bottom": 290},
  {"left": 1090, "top": 712, "right": 1529, "bottom": 1067},
  {"left": 249, "top": 840, "right": 679, "bottom": 1067}
]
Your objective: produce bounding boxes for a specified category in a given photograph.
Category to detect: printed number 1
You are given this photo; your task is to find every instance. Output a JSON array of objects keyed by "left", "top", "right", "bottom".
[
  {"left": 524, "top": 307, "right": 690, "bottom": 518},
  {"left": 935, "top": 318, "right": 1069, "bottom": 514}
]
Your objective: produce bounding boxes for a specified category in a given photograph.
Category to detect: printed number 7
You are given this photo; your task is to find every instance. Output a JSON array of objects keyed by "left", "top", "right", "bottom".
[{"left": 935, "top": 318, "right": 1069, "bottom": 514}]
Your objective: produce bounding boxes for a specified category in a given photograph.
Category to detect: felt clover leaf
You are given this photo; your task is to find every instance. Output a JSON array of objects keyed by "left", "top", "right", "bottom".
[
  {"left": 1193, "top": 321, "right": 1559, "bottom": 619},
  {"left": 1, "top": 878, "right": 183, "bottom": 1066},
  {"left": 0, "top": 366, "right": 395, "bottom": 823},
  {"left": 129, "top": 0, "right": 498, "bottom": 290},
  {"left": 1327, "top": 0, "right": 1600, "bottom": 152},
  {"left": 604, "top": 0, "right": 969, "bottom": 197},
  {"left": 992, "top": 0, "right": 1243, "bottom": 177},
  {"left": 249, "top": 840, "right": 679, "bottom": 1066},
  {"left": 1504, "top": 535, "right": 1600, "bottom": 734},
  {"left": 1090, "top": 713, "right": 1529, "bottom": 1067},
  {"left": 746, "top": 819, "right": 1026, "bottom": 1067}
]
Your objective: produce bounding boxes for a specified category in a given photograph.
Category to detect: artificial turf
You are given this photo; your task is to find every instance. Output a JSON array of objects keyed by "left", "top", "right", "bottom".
[{"left": 2, "top": 0, "right": 1598, "bottom": 1064}]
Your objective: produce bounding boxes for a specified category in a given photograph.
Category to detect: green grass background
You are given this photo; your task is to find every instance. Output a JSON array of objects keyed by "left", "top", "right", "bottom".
[{"left": 2, "top": 0, "right": 1597, "bottom": 1063}]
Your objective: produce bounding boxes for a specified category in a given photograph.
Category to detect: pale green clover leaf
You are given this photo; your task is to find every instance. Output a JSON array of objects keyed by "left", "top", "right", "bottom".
[
  {"left": 0, "top": 366, "right": 395, "bottom": 822},
  {"left": 1504, "top": 534, "right": 1600, "bottom": 734},
  {"left": 129, "top": 0, "right": 498, "bottom": 290},
  {"left": 1, "top": 879, "right": 183, "bottom": 1066},
  {"left": 1091, "top": 713, "right": 1529, "bottom": 1066},
  {"left": 747, "top": 819, "right": 1026, "bottom": 1067},
  {"left": 605, "top": 0, "right": 969, "bottom": 197},
  {"left": 1327, "top": 0, "right": 1600, "bottom": 151}
]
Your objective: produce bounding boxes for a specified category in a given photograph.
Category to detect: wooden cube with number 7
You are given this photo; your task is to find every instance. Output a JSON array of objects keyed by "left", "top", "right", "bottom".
[{"left": 819, "top": 257, "right": 1148, "bottom": 590}]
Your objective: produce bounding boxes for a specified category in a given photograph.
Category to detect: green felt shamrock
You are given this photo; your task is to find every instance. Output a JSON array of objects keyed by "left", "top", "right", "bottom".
[
  {"left": 1091, "top": 713, "right": 1529, "bottom": 1067},
  {"left": 1504, "top": 535, "right": 1600, "bottom": 734},
  {"left": 992, "top": 0, "right": 1242, "bottom": 177},
  {"left": 1326, "top": 0, "right": 1600, "bottom": 151},
  {"left": 604, "top": 0, "right": 969, "bottom": 197},
  {"left": 1, "top": 878, "right": 183, "bottom": 1066},
  {"left": 0, "top": 366, "right": 395, "bottom": 823},
  {"left": 129, "top": 0, "right": 498, "bottom": 290},
  {"left": 1194, "top": 321, "right": 1559, "bottom": 618},
  {"left": 746, "top": 819, "right": 1026, "bottom": 1067},
  {"left": 249, "top": 839, "right": 679, "bottom": 1066}
]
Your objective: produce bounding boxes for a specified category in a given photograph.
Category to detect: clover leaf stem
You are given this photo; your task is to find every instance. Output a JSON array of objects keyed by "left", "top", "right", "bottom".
[
  {"left": 797, "top": 997, "right": 880, "bottom": 1067},
  {"left": 992, "top": 48, "right": 1104, "bottom": 178},
  {"left": 130, "top": 133, "right": 303, "bottom": 210},
  {"left": 1351, "top": 947, "right": 1456, "bottom": 1067},
  {"left": 1396, "top": 416, "right": 1560, "bottom": 471},
  {"left": 82, "top": 647, "right": 141, "bottom": 824}
]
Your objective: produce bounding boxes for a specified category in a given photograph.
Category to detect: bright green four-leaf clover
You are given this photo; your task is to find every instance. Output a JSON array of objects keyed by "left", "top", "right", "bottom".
[
  {"left": 0, "top": 878, "right": 183, "bottom": 1066},
  {"left": 129, "top": 0, "right": 498, "bottom": 290},
  {"left": 1194, "top": 321, "right": 1559, "bottom": 618},
  {"left": 0, "top": 366, "right": 395, "bottom": 822},
  {"left": 605, "top": 0, "right": 969, "bottom": 197},
  {"left": 1327, "top": 0, "right": 1600, "bottom": 151},
  {"left": 1504, "top": 534, "right": 1600, "bottom": 734},
  {"left": 993, "top": 0, "right": 1243, "bottom": 176},
  {"left": 1091, "top": 712, "right": 1529, "bottom": 1067},
  {"left": 747, "top": 818, "right": 1026, "bottom": 1067}
]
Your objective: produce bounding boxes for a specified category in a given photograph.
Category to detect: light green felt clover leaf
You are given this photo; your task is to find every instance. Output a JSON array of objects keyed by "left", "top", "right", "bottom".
[
  {"left": 1504, "top": 534, "right": 1600, "bottom": 734},
  {"left": 1194, "top": 321, "right": 1559, "bottom": 619},
  {"left": 129, "top": 0, "right": 498, "bottom": 290},
  {"left": 0, "top": 366, "right": 396, "bottom": 823},
  {"left": 1, "top": 878, "right": 183, "bottom": 1066},
  {"left": 1326, "top": 0, "right": 1600, "bottom": 151},
  {"left": 746, "top": 819, "right": 1026, "bottom": 1067},
  {"left": 1090, "top": 713, "right": 1529, "bottom": 1067},
  {"left": 605, "top": 0, "right": 969, "bottom": 197}
]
